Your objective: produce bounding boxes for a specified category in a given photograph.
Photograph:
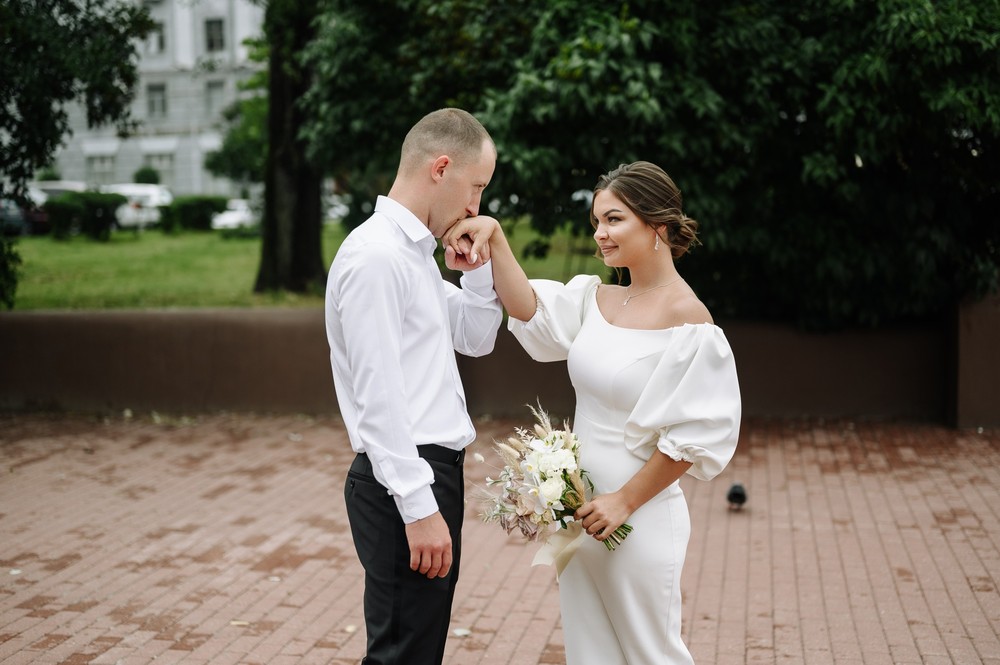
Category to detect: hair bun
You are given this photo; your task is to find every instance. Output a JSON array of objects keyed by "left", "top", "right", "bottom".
[{"left": 670, "top": 214, "right": 701, "bottom": 258}]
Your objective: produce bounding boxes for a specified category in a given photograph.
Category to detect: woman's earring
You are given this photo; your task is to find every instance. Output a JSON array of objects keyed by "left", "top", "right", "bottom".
[{"left": 654, "top": 234, "right": 660, "bottom": 251}]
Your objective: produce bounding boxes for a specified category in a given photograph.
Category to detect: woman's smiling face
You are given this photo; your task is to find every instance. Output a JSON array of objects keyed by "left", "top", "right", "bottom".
[{"left": 591, "top": 189, "right": 654, "bottom": 268}]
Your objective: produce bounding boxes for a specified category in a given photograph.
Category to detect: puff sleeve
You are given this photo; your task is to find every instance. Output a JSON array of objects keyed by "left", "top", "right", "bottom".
[
  {"left": 622, "top": 324, "right": 741, "bottom": 481},
  {"left": 507, "top": 274, "right": 601, "bottom": 362}
]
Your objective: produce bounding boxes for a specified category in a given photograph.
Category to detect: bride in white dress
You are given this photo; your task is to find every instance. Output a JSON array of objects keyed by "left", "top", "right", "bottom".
[{"left": 445, "top": 161, "right": 741, "bottom": 664}]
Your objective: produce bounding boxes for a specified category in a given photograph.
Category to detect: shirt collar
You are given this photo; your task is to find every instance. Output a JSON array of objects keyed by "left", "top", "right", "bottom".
[{"left": 376, "top": 195, "right": 433, "bottom": 246}]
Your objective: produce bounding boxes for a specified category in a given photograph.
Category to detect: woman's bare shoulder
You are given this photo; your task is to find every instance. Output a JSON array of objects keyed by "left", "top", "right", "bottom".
[{"left": 670, "top": 292, "right": 714, "bottom": 326}]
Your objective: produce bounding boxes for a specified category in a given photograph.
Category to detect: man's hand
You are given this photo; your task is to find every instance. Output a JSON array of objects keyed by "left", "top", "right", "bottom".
[
  {"left": 405, "top": 511, "right": 453, "bottom": 578},
  {"left": 443, "top": 216, "right": 499, "bottom": 270}
]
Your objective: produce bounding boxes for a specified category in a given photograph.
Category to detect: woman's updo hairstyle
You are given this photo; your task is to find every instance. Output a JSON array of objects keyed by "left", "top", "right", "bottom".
[{"left": 592, "top": 161, "right": 701, "bottom": 259}]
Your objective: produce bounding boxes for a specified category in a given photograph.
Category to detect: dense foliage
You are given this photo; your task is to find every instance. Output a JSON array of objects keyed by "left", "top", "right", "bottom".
[
  {"left": 0, "top": 0, "right": 153, "bottom": 200},
  {"left": 43, "top": 192, "right": 127, "bottom": 241},
  {"left": 204, "top": 38, "right": 269, "bottom": 188},
  {"left": 302, "top": 0, "right": 999, "bottom": 329},
  {"left": 0, "top": 0, "right": 152, "bottom": 307}
]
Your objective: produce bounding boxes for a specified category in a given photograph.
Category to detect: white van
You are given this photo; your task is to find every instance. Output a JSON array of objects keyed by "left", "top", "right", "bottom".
[
  {"left": 30, "top": 180, "right": 88, "bottom": 200},
  {"left": 102, "top": 183, "right": 174, "bottom": 229}
]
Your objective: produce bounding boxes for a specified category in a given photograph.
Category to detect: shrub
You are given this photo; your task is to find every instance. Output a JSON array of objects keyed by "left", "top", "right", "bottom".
[
  {"left": 165, "top": 195, "right": 228, "bottom": 232},
  {"left": 43, "top": 193, "right": 86, "bottom": 240},
  {"left": 35, "top": 166, "right": 61, "bottom": 181},
  {"left": 134, "top": 166, "right": 161, "bottom": 184},
  {"left": 42, "top": 192, "right": 126, "bottom": 241},
  {"left": 0, "top": 235, "right": 21, "bottom": 309},
  {"left": 77, "top": 192, "right": 127, "bottom": 241}
]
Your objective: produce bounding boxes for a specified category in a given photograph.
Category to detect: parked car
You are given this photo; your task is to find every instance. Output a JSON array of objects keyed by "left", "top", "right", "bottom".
[
  {"left": 1, "top": 186, "right": 49, "bottom": 235},
  {"left": 30, "top": 180, "right": 88, "bottom": 200},
  {"left": 21, "top": 186, "right": 50, "bottom": 234},
  {"left": 102, "top": 183, "right": 174, "bottom": 229},
  {"left": 211, "top": 199, "right": 256, "bottom": 229},
  {"left": 1, "top": 199, "right": 29, "bottom": 236}
]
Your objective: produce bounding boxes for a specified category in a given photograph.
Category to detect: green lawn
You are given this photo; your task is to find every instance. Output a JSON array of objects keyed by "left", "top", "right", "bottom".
[{"left": 11, "top": 220, "right": 606, "bottom": 310}]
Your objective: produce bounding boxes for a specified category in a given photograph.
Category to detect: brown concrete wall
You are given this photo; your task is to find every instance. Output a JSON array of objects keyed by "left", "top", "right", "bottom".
[
  {"left": 1, "top": 308, "right": 972, "bottom": 423},
  {"left": 0, "top": 309, "right": 334, "bottom": 414},
  {"left": 956, "top": 294, "right": 1000, "bottom": 429},
  {"left": 460, "top": 319, "right": 950, "bottom": 422}
]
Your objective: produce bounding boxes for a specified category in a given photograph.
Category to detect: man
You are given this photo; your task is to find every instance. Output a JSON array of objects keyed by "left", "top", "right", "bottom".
[{"left": 324, "top": 108, "right": 502, "bottom": 665}]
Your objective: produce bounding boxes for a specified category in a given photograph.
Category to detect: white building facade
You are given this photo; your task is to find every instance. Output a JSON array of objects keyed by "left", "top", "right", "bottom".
[{"left": 52, "top": 0, "right": 265, "bottom": 196}]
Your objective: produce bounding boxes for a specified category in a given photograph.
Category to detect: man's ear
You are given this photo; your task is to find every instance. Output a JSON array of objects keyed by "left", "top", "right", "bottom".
[{"left": 430, "top": 155, "right": 451, "bottom": 182}]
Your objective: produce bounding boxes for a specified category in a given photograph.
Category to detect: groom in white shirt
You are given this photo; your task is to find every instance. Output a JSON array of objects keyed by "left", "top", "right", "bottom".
[{"left": 324, "top": 108, "right": 501, "bottom": 665}]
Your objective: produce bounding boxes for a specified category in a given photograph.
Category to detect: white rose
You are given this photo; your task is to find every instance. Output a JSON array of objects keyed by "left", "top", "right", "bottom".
[
  {"left": 539, "top": 477, "right": 565, "bottom": 507},
  {"left": 537, "top": 449, "right": 577, "bottom": 474}
]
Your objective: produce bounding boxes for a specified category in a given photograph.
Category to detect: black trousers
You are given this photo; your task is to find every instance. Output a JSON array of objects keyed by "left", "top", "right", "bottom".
[{"left": 345, "top": 445, "right": 465, "bottom": 665}]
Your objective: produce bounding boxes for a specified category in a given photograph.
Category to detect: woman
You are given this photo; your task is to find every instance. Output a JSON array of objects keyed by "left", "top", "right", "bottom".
[{"left": 445, "top": 161, "right": 740, "bottom": 664}]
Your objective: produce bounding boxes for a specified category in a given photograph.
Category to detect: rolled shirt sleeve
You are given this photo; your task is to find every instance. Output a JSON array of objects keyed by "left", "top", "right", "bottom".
[
  {"left": 326, "top": 197, "right": 504, "bottom": 524},
  {"left": 328, "top": 240, "right": 439, "bottom": 521},
  {"left": 446, "top": 260, "right": 503, "bottom": 357}
]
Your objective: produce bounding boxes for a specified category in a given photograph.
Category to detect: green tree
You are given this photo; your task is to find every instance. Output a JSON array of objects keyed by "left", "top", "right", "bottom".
[
  {"left": 134, "top": 165, "right": 160, "bottom": 184},
  {"left": 255, "top": 0, "right": 325, "bottom": 293},
  {"left": 205, "top": 37, "right": 269, "bottom": 188},
  {"left": 301, "top": 0, "right": 541, "bottom": 228},
  {"left": 0, "top": 0, "right": 153, "bottom": 200},
  {"left": 302, "top": 0, "right": 999, "bottom": 329},
  {"left": 0, "top": 0, "right": 152, "bottom": 309}
]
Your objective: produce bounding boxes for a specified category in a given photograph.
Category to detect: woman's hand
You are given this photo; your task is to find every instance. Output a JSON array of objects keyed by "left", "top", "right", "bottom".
[
  {"left": 576, "top": 493, "right": 633, "bottom": 543},
  {"left": 443, "top": 214, "right": 537, "bottom": 321},
  {"left": 443, "top": 216, "right": 500, "bottom": 266},
  {"left": 444, "top": 244, "right": 486, "bottom": 271},
  {"left": 576, "top": 452, "right": 693, "bottom": 544}
]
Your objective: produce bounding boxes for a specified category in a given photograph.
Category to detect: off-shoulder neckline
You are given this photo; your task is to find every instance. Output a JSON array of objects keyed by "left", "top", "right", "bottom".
[{"left": 591, "top": 283, "right": 719, "bottom": 333}]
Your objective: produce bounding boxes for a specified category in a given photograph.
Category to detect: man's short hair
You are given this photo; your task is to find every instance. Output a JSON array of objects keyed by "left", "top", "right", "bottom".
[{"left": 399, "top": 108, "right": 494, "bottom": 174}]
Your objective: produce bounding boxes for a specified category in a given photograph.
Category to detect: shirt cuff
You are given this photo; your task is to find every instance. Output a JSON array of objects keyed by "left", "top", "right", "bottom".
[
  {"left": 460, "top": 259, "right": 495, "bottom": 293},
  {"left": 394, "top": 484, "right": 439, "bottom": 524}
]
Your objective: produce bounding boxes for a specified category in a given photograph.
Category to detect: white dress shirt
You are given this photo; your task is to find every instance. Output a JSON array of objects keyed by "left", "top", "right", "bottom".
[{"left": 325, "top": 195, "right": 502, "bottom": 523}]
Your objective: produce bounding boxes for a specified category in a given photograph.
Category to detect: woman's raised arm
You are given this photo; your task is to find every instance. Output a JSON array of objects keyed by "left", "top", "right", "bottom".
[{"left": 444, "top": 216, "right": 537, "bottom": 322}]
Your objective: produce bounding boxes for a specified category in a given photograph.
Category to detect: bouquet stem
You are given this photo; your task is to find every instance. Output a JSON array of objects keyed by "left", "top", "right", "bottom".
[{"left": 601, "top": 523, "right": 634, "bottom": 551}]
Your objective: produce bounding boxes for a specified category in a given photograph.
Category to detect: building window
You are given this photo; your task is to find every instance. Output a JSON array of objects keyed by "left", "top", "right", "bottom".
[
  {"left": 144, "top": 154, "right": 175, "bottom": 187},
  {"left": 146, "top": 22, "right": 165, "bottom": 55},
  {"left": 86, "top": 155, "right": 116, "bottom": 186},
  {"left": 205, "top": 18, "right": 225, "bottom": 53},
  {"left": 206, "top": 80, "right": 226, "bottom": 116},
  {"left": 147, "top": 83, "right": 167, "bottom": 119}
]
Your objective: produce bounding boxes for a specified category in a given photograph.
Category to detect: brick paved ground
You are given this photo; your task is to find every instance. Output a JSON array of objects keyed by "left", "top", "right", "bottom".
[{"left": 1, "top": 413, "right": 998, "bottom": 665}]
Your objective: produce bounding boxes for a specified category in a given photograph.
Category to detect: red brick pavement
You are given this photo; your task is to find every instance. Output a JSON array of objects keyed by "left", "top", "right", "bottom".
[{"left": 1, "top": 413, "right": 998, "bottom": 664}]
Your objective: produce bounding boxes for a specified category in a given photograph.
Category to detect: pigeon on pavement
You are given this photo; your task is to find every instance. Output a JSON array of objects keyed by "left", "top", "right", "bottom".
[{"left": 727, "top": 483, "right": 747, "bottom": 510}]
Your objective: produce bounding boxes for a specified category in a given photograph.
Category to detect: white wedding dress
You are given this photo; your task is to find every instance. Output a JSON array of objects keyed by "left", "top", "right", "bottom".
[{"left": 508, "top": 275, "right": 741, "bottom": 665}]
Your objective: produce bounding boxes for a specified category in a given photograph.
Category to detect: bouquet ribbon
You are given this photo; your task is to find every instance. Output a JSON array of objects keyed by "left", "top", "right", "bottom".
[{"left": 532, "top": 521, "right": 587, "bottom": 575}]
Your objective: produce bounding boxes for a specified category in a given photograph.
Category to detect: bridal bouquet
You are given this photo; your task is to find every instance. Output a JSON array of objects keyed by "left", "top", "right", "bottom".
[{"left": 479, "top": 403, "right": 632, "bottom": 552}]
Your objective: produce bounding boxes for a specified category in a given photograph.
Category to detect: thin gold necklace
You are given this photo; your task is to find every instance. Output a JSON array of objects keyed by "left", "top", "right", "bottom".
[{"left": 622, "top": 276, "right": 683, "bottom": 306}]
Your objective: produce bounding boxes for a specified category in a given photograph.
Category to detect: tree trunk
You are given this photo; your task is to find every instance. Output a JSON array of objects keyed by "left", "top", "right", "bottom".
[{"left": 255, "top": 0, "right": 324, "bottom": 293}]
